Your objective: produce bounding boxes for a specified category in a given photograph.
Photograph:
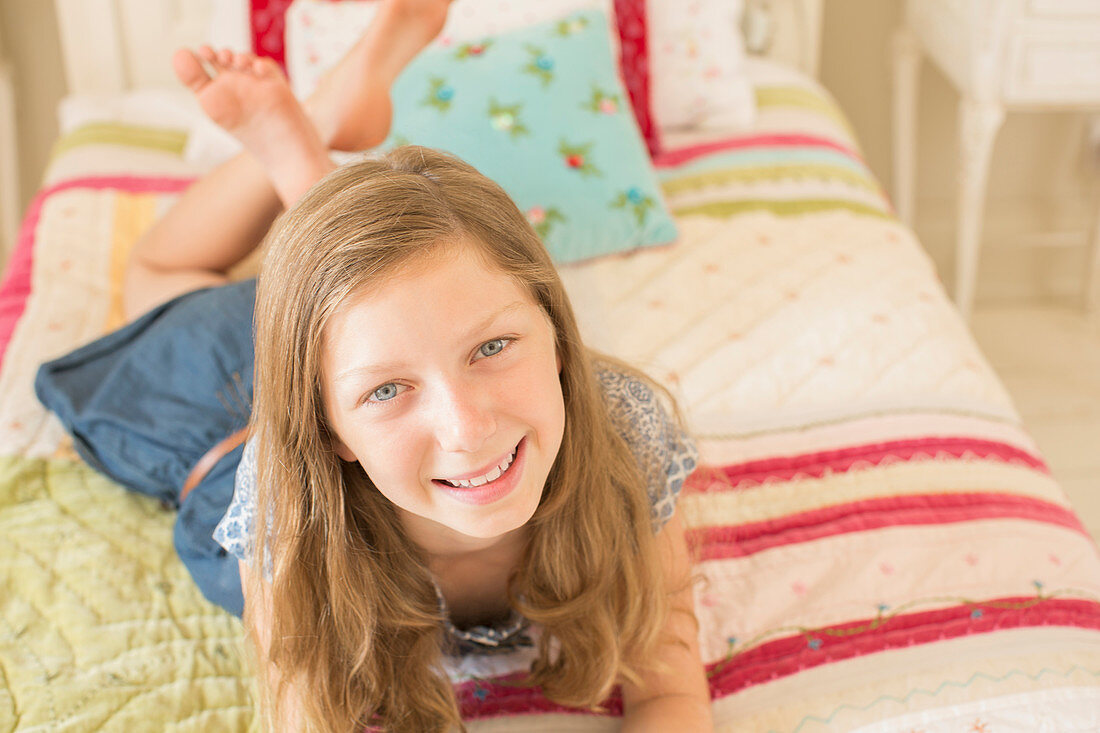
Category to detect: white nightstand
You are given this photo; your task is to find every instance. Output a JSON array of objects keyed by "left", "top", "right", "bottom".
[{"left": 892, "top": 0, "right": 1100, "bottom": 322}]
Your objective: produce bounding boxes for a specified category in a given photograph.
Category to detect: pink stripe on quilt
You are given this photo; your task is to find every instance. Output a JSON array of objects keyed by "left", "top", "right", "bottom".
[
  {"left": 0, "top": 175, "right": 195, "bottom": 368},
  {"left": 40, "top": 175, "right": 195, "bottom": 196},
  {"left": 687, "top": 493, "right": 1089, "bottom": 561},
  {"left": 0, "top": 204, "right": 37, "bottom": 368},
  {"left": 686, "top": 436, "right": 1049, "bottom": 494},
  {"left": 456, "top": 597, "right": 1100, "bottom": 717},
  {"left": 653, "top": 133, "right": 866, "bottom": 168},
  {"left": 705, "top": 596, "right": 1100, "bottom": 699}
]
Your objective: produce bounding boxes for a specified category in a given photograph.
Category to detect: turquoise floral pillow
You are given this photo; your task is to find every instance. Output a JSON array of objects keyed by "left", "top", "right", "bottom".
[{"left": 382, "top": 9, "right": 678, "bottom": 263}]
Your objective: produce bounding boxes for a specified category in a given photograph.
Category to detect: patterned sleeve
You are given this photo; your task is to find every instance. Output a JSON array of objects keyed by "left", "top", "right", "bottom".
[
  {"left": 212, "top": 437, "right": 258, "bottom": 563},
  {"left": 596, "top": 365, "right": 698, "bottom": 533}
]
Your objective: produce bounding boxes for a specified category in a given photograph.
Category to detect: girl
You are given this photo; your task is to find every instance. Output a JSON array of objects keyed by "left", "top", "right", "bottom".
[{"left": 38, "top": 1, "right": 713, "bottom": 730}]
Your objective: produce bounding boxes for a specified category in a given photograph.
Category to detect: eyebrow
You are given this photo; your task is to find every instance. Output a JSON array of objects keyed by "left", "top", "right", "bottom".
[{"left": 334, "top": 300, "right": 530, "bottom": 383}]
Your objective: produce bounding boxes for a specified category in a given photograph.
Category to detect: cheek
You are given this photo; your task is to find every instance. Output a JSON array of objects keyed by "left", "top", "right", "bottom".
[
  {"left": 339, "top": 420, "right": 425, "bottom": 486},
  {"left": 525, "top": 358, "right": 567, "bottom": 445}
]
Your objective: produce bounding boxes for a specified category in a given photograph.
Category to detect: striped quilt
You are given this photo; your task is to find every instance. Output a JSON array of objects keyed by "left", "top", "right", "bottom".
[{"left": 2, "top": 64, "right": 1099, "bottom": 731}]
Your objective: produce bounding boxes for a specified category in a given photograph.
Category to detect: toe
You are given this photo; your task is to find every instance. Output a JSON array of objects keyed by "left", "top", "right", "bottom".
[
  {"left": 232, "top": 52, "right": 254, "bottom": 72},
  {"left": 254, "top": 57, "right": 284, "bottom": 80},
  {"left": 172, "top": 48, "right": 211, "bottom": 92},
  {"left": 216, "top": 48, "right": 234, "bottom": 68}
]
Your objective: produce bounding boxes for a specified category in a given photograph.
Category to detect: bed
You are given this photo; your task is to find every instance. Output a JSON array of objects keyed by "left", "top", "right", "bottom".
[{"left": 2, "top": 0, "right": 1100, "bottom": 730}]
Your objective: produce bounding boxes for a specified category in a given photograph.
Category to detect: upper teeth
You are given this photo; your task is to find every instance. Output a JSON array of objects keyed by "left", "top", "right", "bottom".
[{"left": 442, "top": 449, "right": 516, "bottom": 488}]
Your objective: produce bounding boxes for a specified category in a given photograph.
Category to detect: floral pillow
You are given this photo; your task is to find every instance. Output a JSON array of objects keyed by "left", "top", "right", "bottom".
[
  {"left": 282, "top": 0, "right": 660, "bottom": 155},
  {"left": 286, "top": 0, "right": 617, "bottom": 98},
  {"left": 378, "top": 8, "right": 677, "bottom": 263}
]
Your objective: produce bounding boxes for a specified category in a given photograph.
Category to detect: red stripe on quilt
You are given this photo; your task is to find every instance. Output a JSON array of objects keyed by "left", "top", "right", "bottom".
[
  {"left": 456, "top": 597, "right": 1100, "bottom": 718},
  {"left": 0, "top": 176, "right": 195, "bottom": 369},
  {"left": 653, "top": 133, "right": 865, "bottom": 168},
  {"left": 457, "top": 672, "right": 622, "bottom": 721},
  {"left": 687, "top": 493, "right": 1089, "bottom": 561},
  {"left": 685, "top": 436, "right": 1049, "bottom": 495},
  {"left": 706, "top": 596, "right": 1100, "bottom": 699}
]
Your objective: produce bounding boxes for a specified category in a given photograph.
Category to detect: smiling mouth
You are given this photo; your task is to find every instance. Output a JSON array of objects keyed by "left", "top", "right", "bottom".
[{"left": 436, "top": 442, "right": 520, "bottom": 488}]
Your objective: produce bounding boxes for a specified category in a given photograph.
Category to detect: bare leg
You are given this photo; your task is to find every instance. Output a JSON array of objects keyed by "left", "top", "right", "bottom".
[
  {"left": 123, "top": 52, "right": 330, "bottom": 320},
  {"left": 122, "top": 153, "right": 281, "bottom": 320},
  {"left": 178, "top": 52, "right": 333, "bottom": 206},
  {"left": 122, "top": 0, "right": 451, "bottom": 320},
  {"left": 306, "top": 0, "right": 450, "bottom": 151}
]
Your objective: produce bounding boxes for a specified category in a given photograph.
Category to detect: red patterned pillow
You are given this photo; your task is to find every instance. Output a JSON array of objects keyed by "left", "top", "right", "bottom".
[
  {"left": 612, "top": 0, "right": 658, "bottom": 155},
  {"left": 248, "top": 0, "right": 658, "bottom": 154},
  {"left": 249, "top": 0, "right": 295, "bottom": 67}
]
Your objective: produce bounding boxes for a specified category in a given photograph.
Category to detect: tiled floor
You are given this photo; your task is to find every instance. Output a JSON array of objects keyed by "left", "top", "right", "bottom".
[{"left": 969, "top": 302, "right": 1100, "bottom": 544}]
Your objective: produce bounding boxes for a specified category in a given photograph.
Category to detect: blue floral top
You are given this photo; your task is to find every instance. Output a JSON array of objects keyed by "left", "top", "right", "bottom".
[{"left": 213, "top": 364, "right": 697, "bottom": 655}]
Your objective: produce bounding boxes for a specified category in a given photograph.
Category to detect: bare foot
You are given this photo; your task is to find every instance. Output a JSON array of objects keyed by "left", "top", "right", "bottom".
[
  {"left": 174, "top": 48, "right": 335, "bottom": 207},
  {"left": 305, "top": 0, "right": 451, "bottom": 151}
]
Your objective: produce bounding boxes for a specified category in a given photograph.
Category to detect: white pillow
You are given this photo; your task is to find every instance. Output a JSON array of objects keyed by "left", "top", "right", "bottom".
[
  {"left": 205, "top": 0, "right": 251, "bottom": 52},
  {"left": 647, "top": 0, "right": 755, "bottom": 131},
  {"left": 286, "top": 0, "right": 616, "bottom": 100}
]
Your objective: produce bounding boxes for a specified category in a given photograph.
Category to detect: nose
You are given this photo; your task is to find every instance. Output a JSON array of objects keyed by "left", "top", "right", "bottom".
[{"left": 431, "top": 378, "right": 496, "bottom": 454}]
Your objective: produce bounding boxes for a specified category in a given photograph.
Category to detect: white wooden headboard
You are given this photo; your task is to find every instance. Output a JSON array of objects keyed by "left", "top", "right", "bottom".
[{"left": 53, "top": 0, "right": 823, "bottom": 96}]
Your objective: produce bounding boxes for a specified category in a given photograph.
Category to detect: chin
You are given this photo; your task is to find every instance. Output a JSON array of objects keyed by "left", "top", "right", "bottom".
[
  {"left": 460, "top": 496, "right": 541, "bottom": 540},
  {"left": 461, "top": 510, "right": 534, "bottom": 540}
]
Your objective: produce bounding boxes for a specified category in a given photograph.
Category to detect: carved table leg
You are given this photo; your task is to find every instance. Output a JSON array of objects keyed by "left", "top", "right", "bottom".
[
  {"left": 955, "top": 96, "right": 1004, "bottom": 322},
  {"left": 892, "top": 26, "right": 922, "bottom": 228},
  {"left": 1084, "top": 181, "right": 1100, "bottom": 312},
  {"left": 0, "top": 60, "right": 17, "bottom": 263},
  {"left": 1083, "top": 115, "right": 1100, "bottom": 312}
]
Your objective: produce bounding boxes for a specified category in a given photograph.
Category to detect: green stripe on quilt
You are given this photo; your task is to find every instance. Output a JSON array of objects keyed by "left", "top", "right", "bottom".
[
  {"left": 756, "top": 86, "right": 857, "bottom": 141},
  {"left": 51, "top": 122, "right": 188, "bottom": 159},
  {"left": 672, "top": 199, "right": 891, "bottom": 220},
  {"left": 660, "top": 163, "right": 880, "bottom": 197}
]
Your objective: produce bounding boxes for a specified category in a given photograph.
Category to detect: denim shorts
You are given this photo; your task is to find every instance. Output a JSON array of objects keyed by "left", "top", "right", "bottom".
[{"left": 35, "top": 279, "right": 257, "bottom": 616}]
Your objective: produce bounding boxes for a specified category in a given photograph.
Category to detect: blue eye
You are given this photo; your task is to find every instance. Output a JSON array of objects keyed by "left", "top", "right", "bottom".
[
  {"left": 370, "top": 383, "right": 400, "bottom": 402},
  {"left": 361, "top": 382, "right": 410, "bottom": 407},
  {"left": 477, "top": 338, "right": 509, "bottom": 359}
]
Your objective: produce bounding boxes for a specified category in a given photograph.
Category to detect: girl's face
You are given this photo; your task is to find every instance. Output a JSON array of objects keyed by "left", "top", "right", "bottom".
[{"left": 320, "top": 243, "right": 566, "bottom": 556}]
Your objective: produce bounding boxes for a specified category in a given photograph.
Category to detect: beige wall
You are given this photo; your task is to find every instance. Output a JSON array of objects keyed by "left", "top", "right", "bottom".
[
  {"left": 1, "top": 0, "right": 64, "bottom": 219},
  {"left": 3, "top": 0, "right": 1098, "bottom": 302}
]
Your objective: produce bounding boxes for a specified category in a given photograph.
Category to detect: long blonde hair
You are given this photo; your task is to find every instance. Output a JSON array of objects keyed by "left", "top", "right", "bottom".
[{"left": 250, "top": 146, "right": 677, "bottom": 731}]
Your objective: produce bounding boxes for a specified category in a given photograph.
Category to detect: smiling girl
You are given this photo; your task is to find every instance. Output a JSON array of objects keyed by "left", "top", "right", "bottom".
[
  {"left": 35, "top": 1, "right": 713, "bottom": 730},
  {"left": 236, "top": 153, "right": 713, "bottom": 729}
]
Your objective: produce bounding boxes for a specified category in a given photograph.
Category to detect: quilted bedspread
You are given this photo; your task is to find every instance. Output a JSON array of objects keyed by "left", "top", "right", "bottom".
[{"left": 2, "top": 64, "right": 1100, "bottom": 731}]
